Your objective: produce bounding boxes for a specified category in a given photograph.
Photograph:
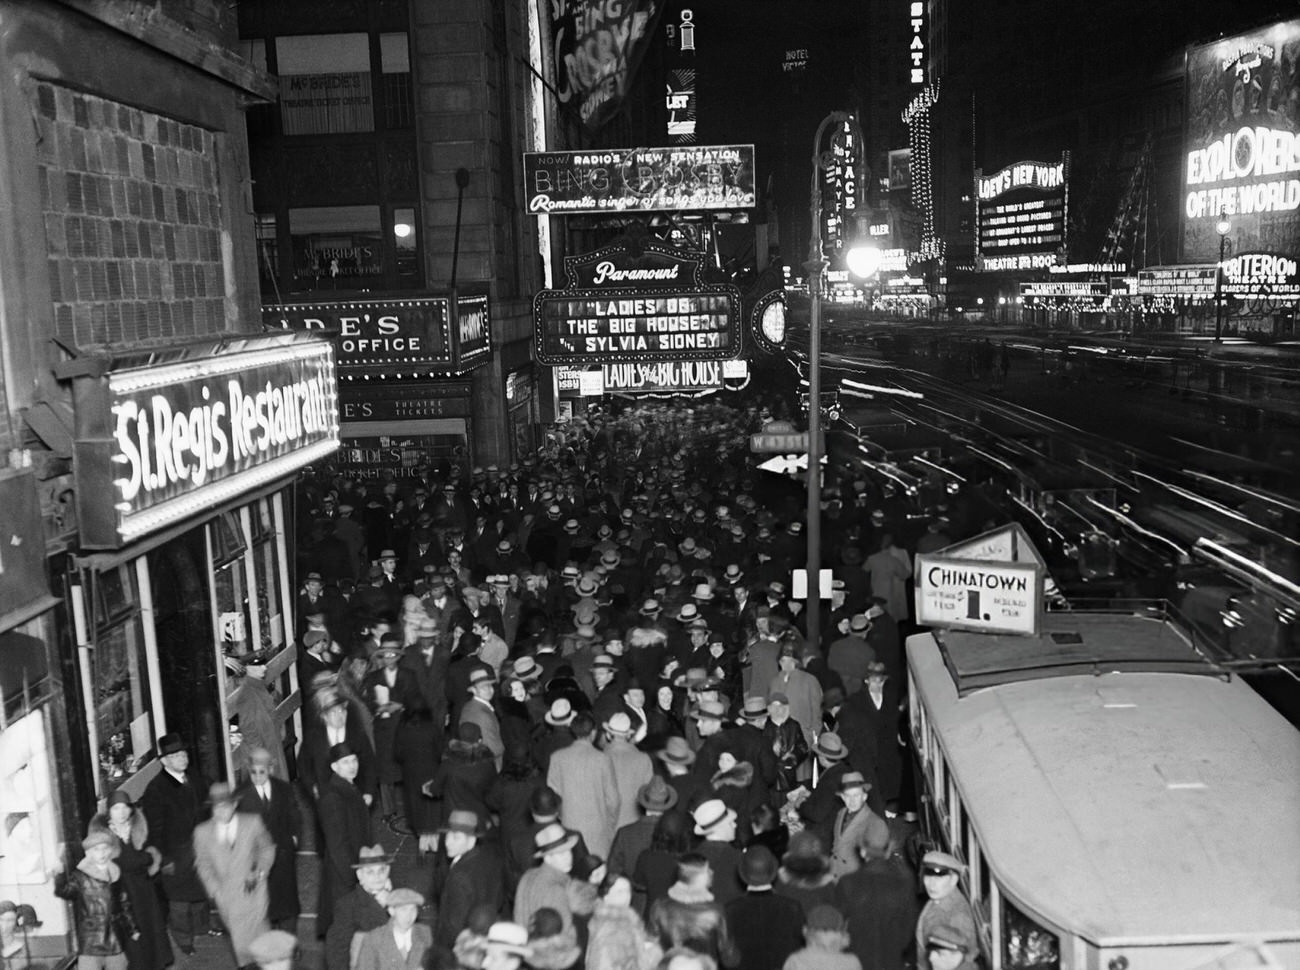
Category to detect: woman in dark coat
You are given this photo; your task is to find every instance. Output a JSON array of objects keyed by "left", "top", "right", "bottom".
[
  {"left": 423, "top": 721, "right": 498, "bottom": 831},
  {"left": 632, "top": 813, "right": 693, "bottom": 919},
  {"left": 86, "top": 793, "right": 171, "bottom": 970},
  {"left": 485, "top": 739, "right": 544, "bottom": 852}
]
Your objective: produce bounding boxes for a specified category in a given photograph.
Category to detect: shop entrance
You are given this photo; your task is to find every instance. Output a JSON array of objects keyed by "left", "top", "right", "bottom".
[{"left": 149, "top": 534, "right": 225, "bottom": 787}]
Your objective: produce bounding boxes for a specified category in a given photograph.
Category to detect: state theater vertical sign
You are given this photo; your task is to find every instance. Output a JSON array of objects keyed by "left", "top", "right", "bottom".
[{"left": 551, "top": 0, "right": 666, "bottom": 131}]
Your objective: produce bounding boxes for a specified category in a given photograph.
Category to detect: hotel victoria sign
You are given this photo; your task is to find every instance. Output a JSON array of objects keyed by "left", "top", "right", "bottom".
[{"left": 534, "top": 241, "right": 742, "bottom": 365}]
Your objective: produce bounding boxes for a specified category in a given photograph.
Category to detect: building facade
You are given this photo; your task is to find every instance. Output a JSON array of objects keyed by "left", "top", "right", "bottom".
[{"left": 0, "top": 3, "right": 333, "bottom": 962}]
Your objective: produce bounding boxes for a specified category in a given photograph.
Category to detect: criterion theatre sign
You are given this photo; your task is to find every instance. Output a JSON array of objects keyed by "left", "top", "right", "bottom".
[{"left": 534, "top": 241, "right": 742, "bottom": 365}]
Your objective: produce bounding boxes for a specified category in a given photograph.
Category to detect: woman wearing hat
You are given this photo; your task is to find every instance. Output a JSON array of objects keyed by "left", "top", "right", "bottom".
[
  {"left": 54, "top": 828, "right": 136, "bottom": 970},
  {"left": 86, "top": 793, "right": 172, "bottom": 970},
  {"left": 423, "top": 722, "right": 498, "bottom": 835},
  {"left": 585, "top": 872, "right": 662, "bottom": 970}
]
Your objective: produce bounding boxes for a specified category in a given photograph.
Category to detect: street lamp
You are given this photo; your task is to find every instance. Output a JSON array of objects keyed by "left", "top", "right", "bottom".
[
  {"left": 1213, "top": 211, "right": 1231, "bottom": 343},
  {"left": 804, "top": 110, "right": 863, "bottom": 651}
]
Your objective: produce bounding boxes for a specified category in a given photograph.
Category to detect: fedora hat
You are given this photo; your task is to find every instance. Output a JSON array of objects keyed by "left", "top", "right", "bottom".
[
  {"left": 838, "top": 770, "right": 872, "bottom": 794},
  {"left": 691, "top": 699, "right": 726, "bottom": 722},
  {"left": 208, "top": 782, "right": 236, "bottom": 805},
  {"left": 352, "top": 844, "right": 395, "bottom": 868},
  {"left": 636, "top": 776, "right": 678, "bottom": 812},
  {"left": 849, "top": 613, "right": 870, "bottom": 632},
  {"left": 532, "top": 822, "right": 579, "bottom": 858},
  {"left": 496, "top": 539, "right": 513, "bottom": 554},
  {"left": 739, "top": 696, "right": 769, "bottom": 720},
  {"left": 157, "top": 732, "right": 186, "bottom": 756},
  {"left": 639, "top": 598, "right": 662, "bottom": 616},
  {"left": 512, "top": 656, "right": 542, "bottom": 681},
  {"left": 467, "top": 666, "right": 496, "bottom": 690},
  {"left": 676, "top": 603, "right": 700, "bottom": 622},
  {"left": 544, "top": 698, "right": 575, "bottom": 727},
  {"left": 656, "top": 736, "right": 696, "bottom": 766},
  {"left": 484, "top": 922, "right": 532, "bottom": 957},
  {"left": 605, "top": 711, "right": 635, "bottom": 736},
  {"left": 378, "top": 549, "right": 397, "bottom": 561},
  {"left": 813, "top": 732, "right": 848, "bottom": 761},
  {"left": 723, "top": 564, "right": 744, "bottom": 584},
  {"left": 575, "top": 576, "right": 599, "bottom": 597},
  {"left": 691, "top": 583, "right": 714, "bottom": 601},
  {"left": 591, "top": 654, "right": 617, "bottom": 670},
  {"left": 438, "top": 809, "right": 483, "bottom": 836},
  {"left": 692, "top": 798, "right": 736, "bottom": 836}
]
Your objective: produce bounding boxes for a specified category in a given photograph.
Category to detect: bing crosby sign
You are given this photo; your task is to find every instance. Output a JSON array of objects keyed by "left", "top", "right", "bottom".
[
  {"left": 534, "top": 242, "right": 742, "bottom": 364},
  {"left": 74, "top": 340, "right": 339, "bottom": 548}
]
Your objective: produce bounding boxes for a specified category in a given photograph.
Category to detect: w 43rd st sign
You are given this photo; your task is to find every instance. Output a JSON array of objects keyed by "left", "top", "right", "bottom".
[{"left": 750, "top": 420, "right": 823, "bottom": 454}]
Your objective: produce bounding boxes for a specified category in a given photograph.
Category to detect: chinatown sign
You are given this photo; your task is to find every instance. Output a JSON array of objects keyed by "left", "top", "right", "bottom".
[
  {"left": 522, "top": 144, "right": 756, "bottom": 215},
  {"left": 73, "top": 340, "right": 340, "bottom": 548},
  {"left": 534, "top": 241, "right": 741, "bottom": 364},
  {"left": 551, "top": 0, "right": 664, "bottom": 131},
  {"left": 915, "top": 553, "right": 1042, "bottom": 636},
  {"left": 262, "top": 295, "right": 491, "bottom": 373},
  {"left": 1181, "top": 19, "right": 1300, "bottom": 262}
]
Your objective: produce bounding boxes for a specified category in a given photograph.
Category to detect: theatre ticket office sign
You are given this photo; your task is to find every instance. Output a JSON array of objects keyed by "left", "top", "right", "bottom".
[{"left": 534, "top": 241, "right": 742, "bottom": 365}]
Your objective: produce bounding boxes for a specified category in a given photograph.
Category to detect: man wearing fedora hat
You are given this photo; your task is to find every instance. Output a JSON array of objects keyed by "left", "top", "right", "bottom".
[
  {"left": 546, "top": 712, "right": 622, "bottom": 858},
  {"left": 316, "top": 744, "right": 374, "bottom": 939},
  {"left": 394, "top": 615, "right": 451, "bottom": 836},
  {"left": 601, "top": 712, "right": 654, "bottom": 830},
  {"left": 828, "top": 772, "right": 889, "bottom": 878},
  {"left": 324, "top": 846, "right": 393, "bottom": 970},
  {"left": 193, "top": 782, "right": 276, "bottom": 968},
  {"left": 725, "top": 846, "right": 805, "bottom": 970},
  {"left": 513, "top": 824, "right": 586, "bottom": 932},
  {"left": 607, "top": 777, "right": 677, "bottom": 894},
  {"left": 361, "top": 635, "right": 415, "bottom": 827},
  {"left": 797, "top": 732, "right": 852, "bottom": 852},
  {"left": 827, "top": 616, "right": 877, "bottom": 698},
  {"left": 140, "top": 734, "right": 210, "bottom": 954},
  {"left": 460, "top": 667, "right": 505, "bottom": 770},
  {"left": 354, "top": 887, "right": 431, "bottom": 970},
  {"left": 432, "top": 811, "right": 505, "bottom": 951},
  {"left": 690, "top": 800, "right": 743, "bottom": 905},
  {"left": 300, "top": 691, "right": 377, "bottom": 806},
  {"left": 836, "top": 661, "right": 904, "bottom": 814}
]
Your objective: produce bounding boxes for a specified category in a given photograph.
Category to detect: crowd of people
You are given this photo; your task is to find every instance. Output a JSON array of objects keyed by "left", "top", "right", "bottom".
[{"left": 52, "top": 401, "right": 984, "bottom": 970}]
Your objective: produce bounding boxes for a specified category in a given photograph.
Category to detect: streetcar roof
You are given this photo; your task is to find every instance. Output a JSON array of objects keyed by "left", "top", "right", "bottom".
[
  {"left": 909, "top": 619, "right": 1300, "bottom": 946},
  {"left": 934, "top": 611, "right": 1218, "bottom": 693}
]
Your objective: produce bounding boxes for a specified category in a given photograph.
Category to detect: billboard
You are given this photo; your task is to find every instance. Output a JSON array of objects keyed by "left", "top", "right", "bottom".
[
  {"left": 522, "top": 144, "right": 756, "bottom": 215},
  {"left": 534, "top": 242, "right": 741, "bottom": 364},
  {"left": 551, "top": 0, "right": 664, "bottom": 131},
  {"left": 974, "top": 156, "right": 1068, "bottom": 270},
  {"left": 1182, "top": 19, "right": 1300, "bottom": 262}
]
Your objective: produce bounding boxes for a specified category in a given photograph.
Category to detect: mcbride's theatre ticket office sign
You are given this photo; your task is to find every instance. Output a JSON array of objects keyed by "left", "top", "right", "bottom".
[
  {"left": 534, "top": 241, "right": 742, "bottom": 365},
  {"left": 263, "top": 295, "right": 493, "bottom": 478}
]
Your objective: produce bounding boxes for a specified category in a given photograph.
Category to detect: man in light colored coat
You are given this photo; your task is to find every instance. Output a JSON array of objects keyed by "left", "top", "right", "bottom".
[
  {"left": 829, "top": 772, "right": 890, "bottom": 878},
  {"left": 459, "top": 666, "right": 505, "bottom": 769},
  {"left": 193, "top": 782, "right": 276, "bottom": 967},
  {"left": 545, "top": 712, "right": 621, "bottom": 857},
  {"left": 601, "top": 712, "right": 655, "bottom": 830}
]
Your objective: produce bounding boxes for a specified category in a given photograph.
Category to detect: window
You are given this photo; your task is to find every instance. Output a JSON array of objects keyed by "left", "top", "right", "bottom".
[
  {"left": 290, "top": 205, "right": 383, "bottom": 285},
  {"left": 276, "top": 33, "right": 374, "bottom": 135},
  {"left": 256, "top": 214, "right": 279, "bottom": 293},
  {"left": 88, "top": 566, "right": 154, "bottom": 794},
  {"left": 393, "top": 206, "right": 419, "bottom": 283},
  {"left": 380, "top": 33, "right": 413, "bottom": 129},
  {"left": 1003, "top": 897, "right": 1061, "bottom": 970}
]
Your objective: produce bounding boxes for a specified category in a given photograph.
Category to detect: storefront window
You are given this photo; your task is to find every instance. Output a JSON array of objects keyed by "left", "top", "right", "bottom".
[
  {"left": 89, "top": 566, "right": 154, "bottom": 793},
  {"left": 211, "top": 512, "right": 254, "bottom": 664},
  {"left": 290, "top": 205, "right": 383, "bottom": 286},
  {"left": 0, "top": 708, "right": 73, "bottom": 956},
  {"left": 251, "top": 500, "right": 284, "bottom": 658}
]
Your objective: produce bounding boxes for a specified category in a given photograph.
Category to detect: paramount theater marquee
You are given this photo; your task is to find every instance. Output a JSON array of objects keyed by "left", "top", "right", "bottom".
[
  {"left": 1181, "top": 18, "right": 1300, "bottom": 263},
  {"left": 534, "top": 241, "right": 742, "bottom": 365}
]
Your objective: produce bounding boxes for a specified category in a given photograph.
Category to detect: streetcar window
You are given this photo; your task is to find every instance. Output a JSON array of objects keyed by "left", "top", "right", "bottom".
[{"left": 1003, "top": 896, "right": 1061, "bottom": 970}]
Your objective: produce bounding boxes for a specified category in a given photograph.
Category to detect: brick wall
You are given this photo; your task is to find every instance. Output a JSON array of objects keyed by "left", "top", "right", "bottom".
[{"left": 35, "top": 82, "right": 229, "bottom": 350}]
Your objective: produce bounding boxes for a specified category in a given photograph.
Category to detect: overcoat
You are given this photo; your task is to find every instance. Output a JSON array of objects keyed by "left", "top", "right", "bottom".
[
  {"left": 316, "top": 774, "right": 374, "bottom": 937},
  {"left": 547, "top": 737, "right": 622, "bottom": 857},
  {"left": 192, "top": 812, "right": 276, "bottom": 965},
  {"left": 234, "top": 774, "right": 302, "bottom": 922}
]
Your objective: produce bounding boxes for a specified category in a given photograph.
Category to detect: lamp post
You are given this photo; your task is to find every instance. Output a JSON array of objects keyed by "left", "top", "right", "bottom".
[
  {"left": 1213, "top": 210, "right": 1231, "bottom": 343},
  {"left": 804, "top": 110, "right": 864, "bottom": 652}
]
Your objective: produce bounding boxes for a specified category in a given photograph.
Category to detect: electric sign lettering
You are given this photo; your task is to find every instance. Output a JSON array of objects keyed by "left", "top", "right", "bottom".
[
  {"left": 1184, "top": 125, "right": 1300, "bottom": 219},
  {"left": 908, "top": 1, "right": 925, "bottom": 85}
]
